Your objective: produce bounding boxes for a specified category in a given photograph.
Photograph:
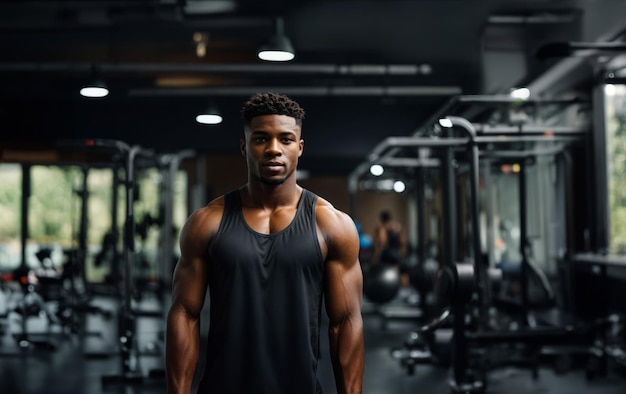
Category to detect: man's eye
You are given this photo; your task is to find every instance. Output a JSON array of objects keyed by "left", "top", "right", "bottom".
[
  {"left": 254, "top": 137, "right": 267, "bottom": 143},
  {"left": 282, "top": 138, "right": 294, "bottom": 143}
]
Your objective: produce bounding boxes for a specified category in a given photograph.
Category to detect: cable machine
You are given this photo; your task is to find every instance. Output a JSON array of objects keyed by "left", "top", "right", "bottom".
[
  {"left": 58, "top": 138, "right": 159, "bottom": 386},
  {"left": 347, "top": 92, "right": 603, "bottom": 390}
]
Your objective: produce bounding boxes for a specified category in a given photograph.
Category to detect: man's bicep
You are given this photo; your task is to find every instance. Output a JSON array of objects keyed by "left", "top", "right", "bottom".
[
  {"left": 325, "top": 259, "right": 362, "bottom": 321},
  {"left": 324, "top": 215, "right": 363, "bottom": 322},
  {"left": 171, "top": 255, "right": 209, "bottom": 317},
  {"left": 170, "top": 213, "right": 212, "bottom": 318}
]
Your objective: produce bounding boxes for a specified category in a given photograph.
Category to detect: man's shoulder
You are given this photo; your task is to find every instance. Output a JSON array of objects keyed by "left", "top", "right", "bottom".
[
  {"left": 185, "top": 195, "right": 226, "bottom": 232},
  {"left": 314, "top": 194, "right": 341, "bottom": 218},
  {"left": 197, "top": 195, "right": 226, "bottom": 215},
  {"left": 311, "top": 195, "right": 359, "bottom": 258},
  {"left": 314, "top": 196, "right": 356, "bottom": 235}
]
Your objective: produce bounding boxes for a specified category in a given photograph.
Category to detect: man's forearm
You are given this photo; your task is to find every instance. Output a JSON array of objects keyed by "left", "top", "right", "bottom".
[
  {"left": 166, "top": 309, "right": 201, "bottom": 394},
  {"left": 329, "top": 315, "right": 365, "bottom": 394}
]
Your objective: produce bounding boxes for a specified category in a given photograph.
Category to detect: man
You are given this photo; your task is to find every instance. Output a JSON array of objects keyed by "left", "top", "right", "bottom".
[
  {"left": 370, "top": 210, "right": 412, "bottom": 299},
  {"left": 371, "top": 211, "right": 407, "bottom": 266},
  {"left": 166, "top": 92, "right": 364, "bottom": 394}
]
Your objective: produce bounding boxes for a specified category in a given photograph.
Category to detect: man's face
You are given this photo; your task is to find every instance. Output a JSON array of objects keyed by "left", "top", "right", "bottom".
[{"left": 241, "top": 114, "right": 304, "bottom": 185}]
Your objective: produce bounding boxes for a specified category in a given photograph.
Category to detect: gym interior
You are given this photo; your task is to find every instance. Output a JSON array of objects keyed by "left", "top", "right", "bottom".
[{"left": 1, "top": 1, "right": 626, "bottom": 393}]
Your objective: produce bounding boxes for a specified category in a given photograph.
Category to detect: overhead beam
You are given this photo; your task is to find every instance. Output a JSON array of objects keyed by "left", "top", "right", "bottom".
[
  {"left": 128, "top": 85, "right": 462, "bottom": 97},
  {"left": 0, "top": 62, "right": 433, "bottom": 75}
]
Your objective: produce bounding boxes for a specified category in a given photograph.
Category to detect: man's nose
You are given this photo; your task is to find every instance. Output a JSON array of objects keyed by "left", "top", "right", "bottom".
[{"left": 265, "top": 138, "right": 281, "bottom": 155}]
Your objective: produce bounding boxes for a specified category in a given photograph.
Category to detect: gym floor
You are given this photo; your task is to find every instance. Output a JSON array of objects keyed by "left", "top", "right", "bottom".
[{"left": 0, "top": 288, "right": 625, "bottom": 394}]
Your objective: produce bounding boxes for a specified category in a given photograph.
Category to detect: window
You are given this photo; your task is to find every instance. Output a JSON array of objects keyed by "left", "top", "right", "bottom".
[
  {"left": 29, "top": 165, "right": 82, "bottom": 269},
  {"left": 487, "top": 155, "right": 564, "bottom": 277},
  {"left": 606, "top": 83, "right": 626, "bottom": 254},
  {"left": 0, "top": 162, "right": 189, "bottom": 284},
  {"left": 0, "top": 164, "right": 22, "bottom": 269}
]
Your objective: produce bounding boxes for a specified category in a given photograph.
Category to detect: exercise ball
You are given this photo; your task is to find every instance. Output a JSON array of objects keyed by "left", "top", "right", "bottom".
[
  {"left": 363, "top": 264, "right": 401, "bottom": 304},
  {"left": 409, "top": 258, "right": 439, "bottom": 296}
]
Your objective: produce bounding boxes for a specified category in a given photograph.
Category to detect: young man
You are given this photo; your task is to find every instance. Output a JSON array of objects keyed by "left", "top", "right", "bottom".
[
  {"left": 166, "top": 92, "right": 364, "bottom": 394},
  {"left": 371, "top": 210, "right": 407, "bottom": 267},
  {"left": 370, "top": 210, "right": 412, "bottom": 300}
]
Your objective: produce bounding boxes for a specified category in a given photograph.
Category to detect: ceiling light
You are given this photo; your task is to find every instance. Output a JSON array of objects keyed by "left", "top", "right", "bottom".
[
  {"left": 80, "top": 66, "right": 109, "bottom": 98},
  {"left": 605, "top": 84, "right": 616, "bottom": 96},
  {"left": 393, "top": 181, "right": 406, "bottom": 193},
  {"left": 196, "top": 113, "right": 222, "bottom": 124},
  {"left": 258, "top": 17, "right": 295, "bottom": 62},
  {"left": 438, "top": 118, "right": 453, "bottom": 128},
  {"left": 196, "top": 101, "right": 223, "bottom": 125},
  {"left": 193, "top": 32, "right": 209, "bottom": 58},
  {"left": 370, "top": 164, "right": 384, "bottom": 176},
  {"left": 510, "top": 87, "right": 530, "bottom": 100}
]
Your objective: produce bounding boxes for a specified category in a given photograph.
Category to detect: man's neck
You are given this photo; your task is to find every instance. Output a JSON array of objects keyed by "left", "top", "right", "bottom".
[{"left": 241, "top": 180, "right": 301, "bottom": 210}]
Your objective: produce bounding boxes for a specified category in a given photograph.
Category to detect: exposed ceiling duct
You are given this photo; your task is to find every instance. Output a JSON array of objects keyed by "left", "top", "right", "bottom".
[
  {"left": 0, "top": 62, "right": 433, "bottom": 75},
  {"left": 480, "top": 10, "right": 583, "bottom": 95},
  {"left": 127, "top": 85, "right": 462, "bottom": 97},
  {"left": 2, "top": 0, "right": 623, "bottom": 177},
  {"left": 0, "top": 61, "right": 452, "bottom": 97}
]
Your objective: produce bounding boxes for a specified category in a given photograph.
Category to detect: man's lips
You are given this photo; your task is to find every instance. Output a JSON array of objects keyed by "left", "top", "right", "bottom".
[{"left": 262, "top": 162, "right": 284, "bottom": 171}]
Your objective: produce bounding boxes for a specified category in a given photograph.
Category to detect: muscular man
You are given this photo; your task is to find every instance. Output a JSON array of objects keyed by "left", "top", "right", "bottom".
[
  {"left": 166, "top": 92, "right": 364, "bottom": 394},
  {"left": 371, "top": 210, "right": 407, "bottom": 267},
  {"left": 371, "top": 210, "right": 412, "bottom": 297}
]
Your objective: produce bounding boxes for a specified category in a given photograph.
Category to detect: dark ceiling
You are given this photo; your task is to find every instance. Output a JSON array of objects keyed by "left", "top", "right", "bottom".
[{"left": 1, "top": 0, "right": 625, "bottom": 175}]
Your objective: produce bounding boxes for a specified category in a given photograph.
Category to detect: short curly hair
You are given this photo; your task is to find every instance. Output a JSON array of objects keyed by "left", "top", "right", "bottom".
[{"left": 241, "top": 92, "right": 305, "bottom": 127}]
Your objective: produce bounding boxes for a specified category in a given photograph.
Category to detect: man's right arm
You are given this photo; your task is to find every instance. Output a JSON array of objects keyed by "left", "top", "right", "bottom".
[{"left": 166, "top": 205, "right": 219, "bottom": 393}]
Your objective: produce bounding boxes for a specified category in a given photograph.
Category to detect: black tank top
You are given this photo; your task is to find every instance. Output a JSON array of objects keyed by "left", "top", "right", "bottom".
[
  {"left": 198, "top": 189, "right": 325, "bottom": 394},
  {"left": 381, "top": 227, "right": 402, "bottom": 263}
]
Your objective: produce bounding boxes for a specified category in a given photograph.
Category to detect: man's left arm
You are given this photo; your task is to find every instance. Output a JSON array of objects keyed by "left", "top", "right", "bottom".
[{"left": 322, "top": 208, "right": 364, "bottom": 394}]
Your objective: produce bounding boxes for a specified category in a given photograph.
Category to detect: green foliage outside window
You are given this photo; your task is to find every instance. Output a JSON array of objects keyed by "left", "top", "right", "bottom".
[
  {"left": 29, "top": 166, "right": 81, "bottom": 245},
  {"left": 86, "top": 169, "right": 115, "bottom": 246},
  {"left": 0, "top": 162, "right": 186, "bottom": 276},
  {"left": 0, "top": 164, "right": 21, "bottom": 240},
  {"left": 607, "top": 84, "right": 626, "bottom": 254}
]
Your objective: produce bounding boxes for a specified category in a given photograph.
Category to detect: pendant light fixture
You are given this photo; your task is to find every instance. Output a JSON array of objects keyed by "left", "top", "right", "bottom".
[
  {"left": 258, "top": 17, "right": 295, "bottom": 62},
  {"left": 196, "top": 101, "right": 223, "bottom": 125},
  {"left": 80, "top": 65, "right": 109, "bottom": 98}
]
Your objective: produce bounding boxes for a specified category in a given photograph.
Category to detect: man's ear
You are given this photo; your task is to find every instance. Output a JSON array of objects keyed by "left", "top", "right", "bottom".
[
  {"left": 298, "top": 139, "right": 304, "bottom": 157},
  {"left": 240, "top": 139, "right": 246, "bottom": 157}
]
